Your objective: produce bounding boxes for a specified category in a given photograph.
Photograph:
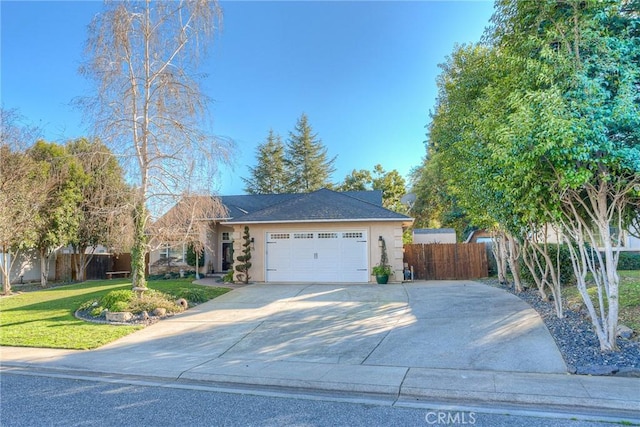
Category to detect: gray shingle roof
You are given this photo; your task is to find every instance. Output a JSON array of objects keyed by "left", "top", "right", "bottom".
[
  {"left": 223, "top": 188, "right": 411, "bottom": 224},
  {"left": 414, "top": 228, "right": 456, "bottom": 234}
]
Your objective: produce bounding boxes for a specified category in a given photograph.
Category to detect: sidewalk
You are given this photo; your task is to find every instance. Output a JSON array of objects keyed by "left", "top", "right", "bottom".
[{"left": 2, "top": 281, "right": 639, "bottom": 421}]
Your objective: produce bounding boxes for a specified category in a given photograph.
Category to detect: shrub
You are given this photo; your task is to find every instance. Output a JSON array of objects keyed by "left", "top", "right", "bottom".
[
  {"left": 520, "top": 244, "right": 576, "bottom": 288},
  {"left": 90, "top": 306, "right": 104, "bottom": 317},
  {"left": 127, "top": 289, "right": 183, "bottom": 314},
  {"left": 100, "top": 290, "right": 134, "bottom": 311},
  {"left": 222, "top": 270, "right": 234, "bottom": 283},
  {"left": 172, "top": 287, "right": 208, "bottom": 303},
  {"left": 618, "top": 252, "right": 640, "bottom": 270},
  {"left": 186, "top": 244, "right": 205, "bottom": 267},
  {"left": 110, "top": 301, "right": 130, "bottom": 312}
]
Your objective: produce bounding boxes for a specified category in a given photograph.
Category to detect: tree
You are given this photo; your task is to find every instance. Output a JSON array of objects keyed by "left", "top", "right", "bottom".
[
  {"left": 80, "top": 0, "right": 231, "bottom": 290},
  {"left": 285, "top": 113, "right": 336, "bottom": 192},
  {"left": 337, "top": 164, "right": 408, "bottom": 214},
  {"left": 371, "top": 164, "right": 407, "bottom": 213},
  {"left": 0, "top": 109, "right": 46, "bottom": 293},
  {"left": 409, "top": 157, "right": 470, "bottom": 240},
  {"left": 243, "top": 129, "right": 289, "bottom": 194},
  {"left": 234, "top": 226, "right": 252, "bottom": 284},
  {"left": 28, "top": 141, "right": 85, "bottom": 287},
  {"left": 486, "top": 0, "right": 640, "bottom": 350},
  {"left": 337, "top": 169, "right": 372, "bottom": 192},
  {"left": 150, "top": 194, "right": 224, "bottom": 280},
  {"left": 424, "top": 0, "right": 640, "bottom": 350},
  {"left": 66, "top": 138, "right": 133, "bottom": 282}
]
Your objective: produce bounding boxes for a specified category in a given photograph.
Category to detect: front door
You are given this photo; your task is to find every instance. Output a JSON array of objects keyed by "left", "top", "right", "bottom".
[{"left": 222, "top": 242, "right": 233, "bottom": 271}]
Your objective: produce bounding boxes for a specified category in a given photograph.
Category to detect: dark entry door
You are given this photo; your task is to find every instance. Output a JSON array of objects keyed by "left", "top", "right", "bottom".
[{"left": 222, "top": 242, "right": 233, "bottom": 271}]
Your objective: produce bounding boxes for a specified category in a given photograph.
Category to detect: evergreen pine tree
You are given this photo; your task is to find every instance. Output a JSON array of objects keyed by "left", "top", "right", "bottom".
[
  {"left": 285, "top": 113, "right": 336, "bottom": 193},
  {"left": 242, "top": 130, "right": 288, "bottom": 194}
]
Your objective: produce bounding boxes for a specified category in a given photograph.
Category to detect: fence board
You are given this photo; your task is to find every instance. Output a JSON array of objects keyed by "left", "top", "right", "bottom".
[{"left": 404, "top": 243, "right": 488, "bottom": 280}]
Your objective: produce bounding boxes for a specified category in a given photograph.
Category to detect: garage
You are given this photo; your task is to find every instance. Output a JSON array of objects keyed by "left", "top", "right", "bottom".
[{"left": 266, "top": 230, "right": 368, "bottom": 282}]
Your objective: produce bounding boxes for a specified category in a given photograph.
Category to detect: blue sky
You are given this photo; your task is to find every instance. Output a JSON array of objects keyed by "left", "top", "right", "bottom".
[{"left": 1, "top": 1, "right": 495, "bottom": 195}]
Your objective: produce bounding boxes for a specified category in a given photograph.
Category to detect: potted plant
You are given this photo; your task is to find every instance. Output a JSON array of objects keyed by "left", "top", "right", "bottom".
[
  {"left": 372, "top": 236, "right": 392, "bottom": 284},
  {"left": 372, "top": 264, "right": 392, "bottom": 284}
]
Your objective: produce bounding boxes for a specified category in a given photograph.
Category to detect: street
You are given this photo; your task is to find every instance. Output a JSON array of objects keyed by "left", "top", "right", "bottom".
[{"left": 1, "top": 372, "right": 615, "bottom": 427}]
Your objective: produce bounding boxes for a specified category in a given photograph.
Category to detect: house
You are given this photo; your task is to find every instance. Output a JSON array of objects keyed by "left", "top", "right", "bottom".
[
  {"left": 149, "top": 188, "right": 414, "bottom": 283},
  {"left": 412, "top": 228, "right": 456, "bottom": 244}
]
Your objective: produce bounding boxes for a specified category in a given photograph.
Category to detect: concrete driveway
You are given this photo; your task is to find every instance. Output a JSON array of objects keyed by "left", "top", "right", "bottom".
[
  {"left": 5, "top": 281, "right": 640, "bottom": 419},
  {"left": 4, "top": 281, "right": 565, "bottom": 378}
]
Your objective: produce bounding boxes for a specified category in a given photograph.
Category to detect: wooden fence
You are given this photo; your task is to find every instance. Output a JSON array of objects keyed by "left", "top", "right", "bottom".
[
  {"left": 55, "top": 254, "right": 113, "bottom": 281},
  {"left": 55, "top": 252, "right": 148, "bottom": 281},
  {"left": 404, "top": 243, "right": 488, "bottom": 280}
]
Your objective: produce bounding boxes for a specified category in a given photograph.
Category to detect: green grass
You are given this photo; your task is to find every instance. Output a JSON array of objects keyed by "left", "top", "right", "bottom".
[
  {"left": 0, "top": 279, "right": 229, "bottom": 350},
  {"left": 563, "top": 270, "right": 640, "bottom": 331}
]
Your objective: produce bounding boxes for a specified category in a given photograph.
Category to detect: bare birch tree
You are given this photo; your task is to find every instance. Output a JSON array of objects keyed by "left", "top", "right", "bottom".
[{"left": 79, "top": 0, "right": 231, "bottom": 289}]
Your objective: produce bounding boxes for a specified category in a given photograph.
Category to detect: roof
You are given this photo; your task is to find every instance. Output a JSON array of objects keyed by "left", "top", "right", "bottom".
[
  {"left": 414, "top": 228, "right": 456, "bottom": 235},
  {"left": 222, "top": 188, "right": 412, "bottom": 224}
]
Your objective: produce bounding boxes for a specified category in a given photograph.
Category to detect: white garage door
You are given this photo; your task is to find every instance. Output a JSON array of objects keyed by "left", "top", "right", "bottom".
[{"left": 266, "top": 230, "right": 368, "bottom": 282}]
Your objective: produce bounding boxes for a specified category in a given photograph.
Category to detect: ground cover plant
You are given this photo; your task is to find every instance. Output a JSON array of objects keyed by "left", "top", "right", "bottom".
[{"left": 0, "top": 279, "right": 229, "bottom": 350}]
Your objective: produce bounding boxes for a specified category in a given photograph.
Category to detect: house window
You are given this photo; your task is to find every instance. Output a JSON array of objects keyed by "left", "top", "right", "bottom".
[
  {"left": 222, "top": 232, "right": 230, "bottom": 241},
  {"left": 590, "top": 226, "right": 623, "bottom": 247},
  {"left": 160, "top": 244, "right": 186, "bottom": 263},
  {"left": 159, "top": 246, "right": 169, "bottom": 259},
  {"left": 169, "top": 245, "right": 186, "bottom": 263}
]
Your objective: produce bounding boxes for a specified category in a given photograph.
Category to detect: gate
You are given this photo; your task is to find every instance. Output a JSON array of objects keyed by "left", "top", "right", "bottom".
[{"left": 404, "top": 243, "right": 488, "bottom": 280}]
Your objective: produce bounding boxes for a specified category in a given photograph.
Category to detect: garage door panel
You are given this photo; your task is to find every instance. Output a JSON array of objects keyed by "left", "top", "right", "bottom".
[{"left": 266, "top": 230, "right": 368, "bottom": 283}]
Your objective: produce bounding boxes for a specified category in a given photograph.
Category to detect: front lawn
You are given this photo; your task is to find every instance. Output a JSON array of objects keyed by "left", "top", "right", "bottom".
[
  {"left": 0, "top": 279, "right": 229, "bottom": 350},
  {"left": 563, "top": 270, "right": 640, "bottom": 331}
]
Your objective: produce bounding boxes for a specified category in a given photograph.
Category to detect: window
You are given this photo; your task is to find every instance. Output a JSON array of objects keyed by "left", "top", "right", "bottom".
[
  {"left": 294, "top": 233, "right": 314, "bottom": 239},
  {"left": 159, "top": 244, "right": 186, "bottom": 262},
  {"left": 222, "top": 232, "right": 230, "bottom": 241},
  {"left": 342, "top": 232, "right": 363, "bottom": 239},
  {"left": 318, "top": 232, "right": 338, "bottom": 239},
  {"left": 169, "top": 245, "right": 186, "bottom": 263},
  {"left": 271, "top": 233, "right": 290, "bottom": 240}
]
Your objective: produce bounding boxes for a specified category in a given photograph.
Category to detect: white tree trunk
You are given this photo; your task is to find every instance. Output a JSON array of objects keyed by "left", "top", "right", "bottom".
[
  {"left": 39, "top": 248, "right": 49, "bottom": 287},
  {"left": 491, "top": 231, "right": 508, "bottom": 284},
  {"left": 559, "top": 181, "right": 622, "bottom": 351},
  {"left": 505, "top": 233, "right": 523, "bottom": 292},
  {"left": 1, "top": 246, "right": 11, "bottom": 294}
]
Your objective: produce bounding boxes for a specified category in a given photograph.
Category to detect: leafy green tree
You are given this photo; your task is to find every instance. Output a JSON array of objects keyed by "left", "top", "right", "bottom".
[
  {"left": 337, "top": 169, "right": 372, "bottom": 192},
  {"left": 337, "top": 164, "right": 408, "bottom": 213},
  {"left": 67, "top": 138, "right": 133, "bottom": 281},
  {"left": 243, "top": 129, "right": 289, "bottom": 194},
  {"left": 409, "top": 156, "right": 470, "bottom": 241},
  {"left": 0, "top": 110, "right": 46, "bottom": 293},
  {"left": 285, "top": 113, "right": 336, "bottom": 192},
  {"left": 425, "top": 0, "right": 640, "bottom": 350},
  {"left": 28, "top": 141, "right": 86, "bottom": 287},
  {"left": 371, "top": 164, "right": 407, "bottom": 213}
]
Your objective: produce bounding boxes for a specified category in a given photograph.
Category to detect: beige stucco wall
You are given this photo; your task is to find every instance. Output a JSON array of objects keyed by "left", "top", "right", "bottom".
[{"left": 226, "top": 221, "right": 407, "bottom": 283}]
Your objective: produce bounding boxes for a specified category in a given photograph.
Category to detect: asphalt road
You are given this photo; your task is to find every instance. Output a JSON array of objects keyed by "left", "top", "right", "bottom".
[{"left": 1, "top": 372, "right": 614, "bottom": 427}]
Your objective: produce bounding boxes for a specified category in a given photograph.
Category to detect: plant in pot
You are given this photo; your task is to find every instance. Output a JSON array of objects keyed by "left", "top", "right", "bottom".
[{"left": 372, "top": 237, "right": 392, "bottom": 284}]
